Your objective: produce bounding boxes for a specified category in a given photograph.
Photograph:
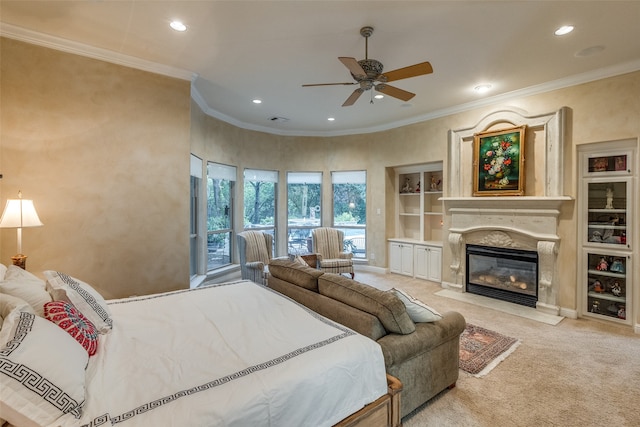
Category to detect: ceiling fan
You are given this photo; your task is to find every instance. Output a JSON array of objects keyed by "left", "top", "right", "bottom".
[{"left": 302, "top": 26, "right": 433, "bottom": 107}]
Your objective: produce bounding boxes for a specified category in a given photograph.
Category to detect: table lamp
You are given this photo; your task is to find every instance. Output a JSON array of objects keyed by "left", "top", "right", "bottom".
[{"left": 0, "top": 191, "right": 43, "bottom": 269}]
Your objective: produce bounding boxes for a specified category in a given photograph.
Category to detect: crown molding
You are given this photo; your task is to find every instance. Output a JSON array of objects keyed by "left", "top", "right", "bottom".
[{"left": 0, "top": 23, "right": 194, "bottom": 81}]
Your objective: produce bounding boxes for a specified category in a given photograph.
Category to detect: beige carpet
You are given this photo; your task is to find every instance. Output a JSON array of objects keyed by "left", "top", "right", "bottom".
[{"left": 354, "top": 270, "right": 640, "bottom": 427}]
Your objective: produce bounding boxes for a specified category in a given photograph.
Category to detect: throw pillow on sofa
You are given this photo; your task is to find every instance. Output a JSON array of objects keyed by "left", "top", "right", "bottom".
[{"left": 391, "top": 288, "right": 442, "bottom": 323}]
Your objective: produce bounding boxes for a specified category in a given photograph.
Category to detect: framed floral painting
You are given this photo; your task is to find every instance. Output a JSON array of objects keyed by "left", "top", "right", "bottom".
[{"left": 473, "top": 125, "right": 526, "bottom": 196}]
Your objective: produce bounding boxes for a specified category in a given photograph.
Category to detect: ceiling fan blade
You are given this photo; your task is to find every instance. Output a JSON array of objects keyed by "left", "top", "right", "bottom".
[
  {"left": 375, "top": 84, "right": 415, "bottom": 102},
  {"left": 380, "top": 62, "right": 433, "bottom": 82},
  {"left": 339, "top": 57, "right": 367, "bottom": 79},
  {"left": 302, "top": 82, "right": 357, "bottom": 87},
  {"left": 342, "top": 88, "right": 364, "bottom": 107}
]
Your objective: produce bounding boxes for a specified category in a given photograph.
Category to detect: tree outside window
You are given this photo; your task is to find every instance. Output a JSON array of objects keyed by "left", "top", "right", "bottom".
[
  {"left": 207, "top": 162, "right": 235, "bottom": 271},
  {"left": 333, "top": 171, "right": 366, "bottom": 258},
  {"left": 244, "top": 169, "right": 277, "bottom": 253},
  {"left": 287, "top": 172, "right": 322, "bottom": 255}
]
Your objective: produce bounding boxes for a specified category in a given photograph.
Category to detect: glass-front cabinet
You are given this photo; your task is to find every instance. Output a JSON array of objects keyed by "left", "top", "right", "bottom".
[
  {"left": 579, "top": 141, "right": 636, "bottom": 326},
  {"left": 584, "top": 250, "right": 630, "bottom": 322}
]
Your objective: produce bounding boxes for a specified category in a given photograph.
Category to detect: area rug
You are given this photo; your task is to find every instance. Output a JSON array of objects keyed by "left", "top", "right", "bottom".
[{"left": 459, "top": 324, "right": 520, "bottom": 377}]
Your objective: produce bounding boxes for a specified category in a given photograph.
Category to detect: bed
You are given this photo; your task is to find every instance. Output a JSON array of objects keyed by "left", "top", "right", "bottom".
[{"left": 0, "top": 267, "right": 401, "bottom": 427}]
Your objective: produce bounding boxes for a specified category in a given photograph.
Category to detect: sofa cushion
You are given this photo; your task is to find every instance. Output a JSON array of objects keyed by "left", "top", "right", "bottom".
[
  {"left": 318, "top": 274, "right": 415, "bottom": 335},
  {"left": 268, "top": 258, "right": 324, "bottom": 291}
]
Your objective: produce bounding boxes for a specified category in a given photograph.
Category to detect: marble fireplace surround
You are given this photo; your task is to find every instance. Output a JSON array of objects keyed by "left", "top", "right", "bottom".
[{"left": 442, "top": 107, "right": 572, "bottom": 316}]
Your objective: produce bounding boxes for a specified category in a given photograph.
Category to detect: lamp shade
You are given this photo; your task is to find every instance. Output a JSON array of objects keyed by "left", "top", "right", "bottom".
[{"left": 0, "top": 199, "right": 44, "bottom": 228}]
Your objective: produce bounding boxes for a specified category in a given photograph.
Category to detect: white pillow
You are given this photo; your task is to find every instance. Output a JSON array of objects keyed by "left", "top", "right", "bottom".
[
  {"left": 0, "top": 266, "right": 52, "bottom": 317},
  {"left": 0, "top": 304, "right": 88, "bottom": 427},
  {"left": 391, "top": 288, "right": 442, "bottom": 323},
  {"left": 44, "top": 271, "right": 113, "bottom": 334},
  {"left": 0, "top": 263, "right": 6, "bottom": 280},
  {"left": 0, "top": 294, "right": 34, "bottom": 343}
]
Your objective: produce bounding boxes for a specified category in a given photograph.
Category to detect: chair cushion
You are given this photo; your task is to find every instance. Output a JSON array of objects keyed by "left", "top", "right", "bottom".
[
  {"left": 268, "top": 258, "right": 324, "bottom": 291},
  {"left": 318, "top": 274, "right": 415, "bottom": 335}
]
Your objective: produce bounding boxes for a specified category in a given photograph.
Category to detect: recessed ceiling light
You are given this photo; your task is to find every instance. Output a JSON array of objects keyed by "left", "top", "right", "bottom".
[
  {"left": 252, "top": 99, "right": 262, "bottom": 104},
  {"left": 327, "top": 117, "right": 335, "bottom": 121},
  {"left": 554, "top": 25, "right": 574, "bottom": 36},
  {"left": 170, "top": 21, "right": 187, "bottom": 32},
  {"left": 374, "top": 94, "right": 384, "bottom": 99},
  {"left": 474, "top": 84, "right": 492, "bottom": 94}
]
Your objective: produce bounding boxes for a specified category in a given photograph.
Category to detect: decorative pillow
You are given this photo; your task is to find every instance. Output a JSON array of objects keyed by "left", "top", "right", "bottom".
[
  {"left": 0, "top": 294, "right": 34, "bottom": 343},
  {"left": 0, "top": 304, "right": 87, "bottom": 427},
  {"left": 391, "top": 288, "right": 442, "bottom": 323},
  {"left": 44, "top": 301, "right": 98, "bottom": 356},
  {"left": 44, "top": 271, "right": 113, "bottom": 333},
  {"left": 0, "top": 266, "right": 52, "bottom": 317},
  {"left": 318, "top": 274, "right": 415, "bottom": 335},
  {"left": 269, "top": 258, "right": 324, "bottom": 291}
]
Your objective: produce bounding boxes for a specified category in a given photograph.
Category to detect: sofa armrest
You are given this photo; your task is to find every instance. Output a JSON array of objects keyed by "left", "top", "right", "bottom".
[
  {"left": 338, "top": 252, "right": 354, "bottom": 260},
  {"left": 377, "top": 311, "right": 466, "bottom": 367},
  {"left": 244, "top": 261, "right": 265, "bottom": 270}
]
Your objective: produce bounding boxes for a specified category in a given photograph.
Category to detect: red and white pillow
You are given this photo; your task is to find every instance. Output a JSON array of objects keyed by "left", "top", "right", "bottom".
[{"left": 44, "top": 301, "right": 99, "bottom": 356}]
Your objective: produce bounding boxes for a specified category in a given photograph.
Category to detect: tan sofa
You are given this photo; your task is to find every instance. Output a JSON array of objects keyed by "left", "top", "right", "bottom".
[{"left": 267, "top": 258, "right": 466, "bottom": 418}]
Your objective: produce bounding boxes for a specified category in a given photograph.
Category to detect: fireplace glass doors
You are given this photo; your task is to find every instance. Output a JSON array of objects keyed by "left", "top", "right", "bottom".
[{"left": 466, "top": 245, "right": 538, "bottom": 307}]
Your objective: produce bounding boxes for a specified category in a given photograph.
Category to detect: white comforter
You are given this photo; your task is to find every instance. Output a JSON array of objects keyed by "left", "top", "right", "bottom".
[{"left": 52, "top": 280, "right": 387, "bottom": 427}]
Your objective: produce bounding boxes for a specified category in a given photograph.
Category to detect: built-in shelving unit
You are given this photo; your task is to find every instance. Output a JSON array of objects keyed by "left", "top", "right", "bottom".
[
  {"left": 389, "top": 162, "right": 443, "bottom": 282},
  {"left": 578, "top": 140, "right": 636, "bottom": 326}
]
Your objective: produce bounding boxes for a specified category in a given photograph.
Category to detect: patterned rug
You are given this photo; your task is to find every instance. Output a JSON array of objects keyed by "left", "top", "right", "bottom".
[{"left": 459, "top": 324, "right": 520, "bottom": 377}]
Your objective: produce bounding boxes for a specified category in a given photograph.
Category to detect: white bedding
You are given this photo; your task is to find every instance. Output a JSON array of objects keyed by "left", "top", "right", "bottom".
[{"left": 52, "top": 280, "right": 387, "bottom": 427}]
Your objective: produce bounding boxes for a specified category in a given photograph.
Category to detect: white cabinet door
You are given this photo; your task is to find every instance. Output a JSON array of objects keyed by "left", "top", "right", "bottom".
[
  {"left": 427, "top": 246, "right": 442, "bottom": 282},
  {"left": 400, "top": 244, "right": 414, "bottom": 276},
  {"left": 414, "top": 245, "right": 442, "bottom": 283},
  {"left": 389, "top": 242, "right": 403, "bottom": 274},
  {"left": 389, "top": 242, "right": 414, "bottom": 276}
]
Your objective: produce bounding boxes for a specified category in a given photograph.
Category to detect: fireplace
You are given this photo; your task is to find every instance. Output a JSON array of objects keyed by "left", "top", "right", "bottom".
[{"left": 466, "top": 244, "right": 538, "bottom": 308}]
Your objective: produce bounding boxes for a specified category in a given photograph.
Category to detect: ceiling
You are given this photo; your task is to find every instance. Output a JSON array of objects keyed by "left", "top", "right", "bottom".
[{"left": 1, "top": 1, "right": 639, "bottom": 137}]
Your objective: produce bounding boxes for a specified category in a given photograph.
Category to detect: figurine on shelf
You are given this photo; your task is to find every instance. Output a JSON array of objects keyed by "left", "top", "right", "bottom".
[
  {"left": 589, "top": 231, "right": 603, "bottom": 242},
  {"left": 430, "top": 176, "right": 441, "bottom": 191},
  {"left": 596, "top": 257, "right": 609, "bottom": 271},
  {"left": 415, "top": 181, "right": 420, "bottom": 192},
  {"left": 593, "top": 280, "right": 605, "bottom": 293},
  {"left": 605, "top": 187, "right": 614, "bottom": 209},
  {"left": 611, "top": 282, "right": 622, "bottom": 297},
  {"left": 609, "top": 258, "right": 625, "bottom": 273},
  {"left": 401, "top": 177, "right": 412, "bottom": 193},
  {"left": 618, "top": 305, "right": 626, "bottom": 319},
  {"left": 591, "top": 300, "right": 600, "bottom": 313}
]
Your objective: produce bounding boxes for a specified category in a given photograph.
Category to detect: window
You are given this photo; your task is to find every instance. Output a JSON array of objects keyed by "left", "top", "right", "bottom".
[
  {"left": 244, "top": 169, "right": 278, "bottom": 252},
  {"left": 332, "top": 171, "right": 367, "bottom": 259},
  {"left": 287, "top": 172, "right": 322, "bottom": 255},
  {"left": 190, "top": 155, "right": 203, "bottom": 278},
  {"left": 207, "top": 162, "right": 236, "bottom": 271}
]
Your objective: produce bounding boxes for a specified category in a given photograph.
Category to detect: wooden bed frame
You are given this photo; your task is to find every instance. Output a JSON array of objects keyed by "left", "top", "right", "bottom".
[{"left": 334, "top": 374, "right": 403, "bottom": 427}]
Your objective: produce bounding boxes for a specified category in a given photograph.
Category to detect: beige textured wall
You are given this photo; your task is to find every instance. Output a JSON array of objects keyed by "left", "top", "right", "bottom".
[
  {"left": 0, "top": 38, "right": 191, "bottom": 299},
  {"left": 191, "top": 71, "right": 640, "bottom": 324},
  {"left": 2, "top": 36, "right": 638, "bottom": 324}
]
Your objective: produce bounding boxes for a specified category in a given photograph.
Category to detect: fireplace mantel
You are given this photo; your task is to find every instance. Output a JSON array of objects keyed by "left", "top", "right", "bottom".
[{"left": 442, "top": 107, "right": 573, "bottom": 316}]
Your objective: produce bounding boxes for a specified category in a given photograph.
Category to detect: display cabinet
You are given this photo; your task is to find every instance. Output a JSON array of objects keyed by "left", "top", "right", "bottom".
[
  {"left": 578, "top": 140, "right": 636, "bottom": 326},
  {"left": 584, "top": 249, "right": 630, "bottom": 322}
]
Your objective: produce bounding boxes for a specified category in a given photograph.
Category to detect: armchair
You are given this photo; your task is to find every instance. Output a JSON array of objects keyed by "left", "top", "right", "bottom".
[
  {"left": 237, "top": 231, "right": 273, "bottom": 285},
  {"left": 311, "top": 227, "right": 354, "bottom": 278}
]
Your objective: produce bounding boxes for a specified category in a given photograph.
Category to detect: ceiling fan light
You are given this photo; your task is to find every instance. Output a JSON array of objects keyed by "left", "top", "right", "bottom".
[
  {"left": 252, "top": 99, "right": 262, "bottom": 104},
  {"left": 327, "top": 117, "right": 335, "bottom": 121},
  {"left": 374, "top": 94, "right": 384, "bottom": 99}
]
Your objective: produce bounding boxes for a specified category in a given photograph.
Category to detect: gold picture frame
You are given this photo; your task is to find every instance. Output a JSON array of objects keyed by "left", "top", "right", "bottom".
[{"left": 473, "top": 125, "right": 526, "bottom": 196}]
